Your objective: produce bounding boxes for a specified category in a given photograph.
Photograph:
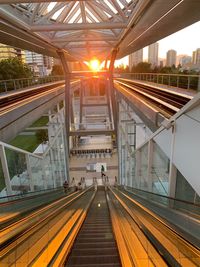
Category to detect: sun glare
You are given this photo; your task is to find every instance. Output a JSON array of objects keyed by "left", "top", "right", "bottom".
[{"left": 89, "top": 59, "right": 100, "bottom": 71}]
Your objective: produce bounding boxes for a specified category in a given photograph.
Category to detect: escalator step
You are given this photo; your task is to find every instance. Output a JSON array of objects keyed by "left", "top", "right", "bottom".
[
  {"left": 66, "top": 263, "right": 121, "bottom": 267},
  {"left": 64, "top": 190, "right": 121, "bottom": 266},
  {"left": 78, "top": 233, "right": 113, "bottom": 238},
  {"left": 67, "top": 255, "right": 120, "bottom": 265},
  {"left": 75, "top": 237, "right": 114, "bottom": 243},
  {"left": 71, "top": 247, "right": 119, "bottom": 256},
  {"left": 73, "top": 242, "right": 116, "bottom": 249}
]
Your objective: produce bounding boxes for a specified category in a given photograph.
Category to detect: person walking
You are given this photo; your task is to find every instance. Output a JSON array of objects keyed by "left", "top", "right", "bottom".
[
  {"left": 101, "top": 165, "right": 106, "bottom": 178},
  {"left": 63, "top": 180, "right": 69, "bottom": 193}
]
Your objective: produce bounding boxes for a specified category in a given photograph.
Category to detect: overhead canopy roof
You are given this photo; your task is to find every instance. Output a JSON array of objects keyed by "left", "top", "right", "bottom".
[{"left": 0, "top": 0, "right": 200, "bottom": 62}]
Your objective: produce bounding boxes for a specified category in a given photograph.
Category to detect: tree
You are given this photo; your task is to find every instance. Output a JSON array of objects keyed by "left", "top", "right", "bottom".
[
  {"left": 51, "top": 64, "right": 64, "bottom": 76},
  {"left": 36, "top": 129, "right": 48, "bottom": 144},
  {"left": 131, "top": 62, "right": 151, "bottom": 73},
  {"left": 0, "top": 57, "right": 32, "bottom": 80}
]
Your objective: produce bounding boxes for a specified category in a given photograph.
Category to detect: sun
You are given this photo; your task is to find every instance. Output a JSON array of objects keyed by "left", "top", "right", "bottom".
[{"left": 89, "top": 59, "right": 100, "bottom": 71}]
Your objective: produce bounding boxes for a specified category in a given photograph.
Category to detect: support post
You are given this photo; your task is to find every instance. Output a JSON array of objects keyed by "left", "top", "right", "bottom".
[
  {"left": 25, "top": 154, "right": 34, "bottom": 192},
  {"left": 80, "top": 79, "right": 83, "bottom": 128},
  {"left": 168, "top": 124, "right": 177, "bottom": 197},
  {"left": 147, "top": 140, "right": 153, "bottom": 192},
  {"left": 57, "top": 50, "right": 70, "bottom": 181},
  {"left": 109, "top": 49, "right": 118, "bottom": 139},
  {"left": 0, "top": 145, "right": 12, "bottom": 195}
]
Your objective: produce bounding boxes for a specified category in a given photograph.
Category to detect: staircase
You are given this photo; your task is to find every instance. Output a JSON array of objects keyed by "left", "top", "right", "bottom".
[{"left": 65, "top": 187, "right": 121, "bottom": 267}]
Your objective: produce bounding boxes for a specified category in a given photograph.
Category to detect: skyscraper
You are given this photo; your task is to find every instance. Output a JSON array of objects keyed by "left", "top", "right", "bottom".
[
  {"left": 148, "top": 43, "right": 159, "bottom": 67},
  {"left": 129, "top": 49, "right": 143, "bottom": 70},
  {"left": 192, "top": 48, "right": 200, "bottom": 64},
  {"left": 166, "top": 49, "right": 177, "bottom": 67},
  {"left": 178, "top": 55, "right": 192, "bottom": 67},
  {"left": 25, "top": 51, "right": 53, "bottom": 76}
]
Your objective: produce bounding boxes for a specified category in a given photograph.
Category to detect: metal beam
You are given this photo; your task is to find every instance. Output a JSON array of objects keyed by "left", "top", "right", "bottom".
[
  {"left": 52, "top": 36, "right": 117, "bottom": 43},
  {"left": 31, "top": 22, "right": 127, "bottom": 31},
  {"left": 66, "top": 44, "right": 111, "bottom": 49},
  {"left": 0, "top": 0, "right": 83, "bottom": 2},
  {"left": 69, "top": 129, "right": 115, "bottom": 136}
]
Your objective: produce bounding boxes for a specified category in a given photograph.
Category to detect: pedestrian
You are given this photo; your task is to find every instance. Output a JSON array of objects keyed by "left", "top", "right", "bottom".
[
  {"left": 101, "top": 165, "right": 106, "bottom": 178},
  {"left": 63, "top": 180, "right": 69, "bottom": 193}
]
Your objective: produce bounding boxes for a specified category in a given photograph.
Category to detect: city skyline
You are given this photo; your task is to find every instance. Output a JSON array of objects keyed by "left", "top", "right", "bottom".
[{"left": 116, "top": 21, "right": 200, "bottom": 66}]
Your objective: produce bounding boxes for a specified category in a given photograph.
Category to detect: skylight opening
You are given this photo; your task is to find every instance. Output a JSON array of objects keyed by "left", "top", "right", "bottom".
[
  {"left": 69, "top": 9, "right": 81, "bottom": 23},
  {"left": 47, "top": 2, "right": 56, "bottom": 12},
  {"left": 52, "top": 6, "right": 65, "bottom": 20},
  {"left": 64, "top": 1, "right": 79, "bottom": 23},
  {"left": 117, "top": 0, "right": 124, "bottom": 9},
  {"left": 104, "top": 0, "right": 117, "bottom": 14},
  {"left": 85, "top": 7, "right": 100, "bottom": 22}
]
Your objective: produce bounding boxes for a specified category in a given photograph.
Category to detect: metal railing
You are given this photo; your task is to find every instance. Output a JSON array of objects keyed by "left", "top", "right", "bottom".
[
  {"left": 119, "top": 72, "right": 200, "bottom": 91},
  {"left": 0, "top": 76, "right": 65, "bottom": 94}
]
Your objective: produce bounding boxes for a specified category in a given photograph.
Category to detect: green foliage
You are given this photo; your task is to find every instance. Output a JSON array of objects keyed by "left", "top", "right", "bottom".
[
  {"left": 115, "top": 64, "right": 129, "bottom": 73},
  {"left": 10, "top": 135, "right": 40, "bottom": 152},
  {"left": 131, "top": 62, "right": 152, "bottom": 73},
  {"left": 51, "top": 64, "right": 64, "bottom": 76},
  {"left": 30, "top": 116, "right": 49, "bottom": 127},
  {"left": 0, "top": 57, "right": 32, "bottom": 80},
  {"left": 36, "top": 129, "right": 48, "bottom": 143}
]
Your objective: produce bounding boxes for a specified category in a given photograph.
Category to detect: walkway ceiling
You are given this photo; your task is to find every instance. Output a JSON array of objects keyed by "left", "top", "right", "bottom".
[{"left": 0, "top": 0, "right": 200, "bottom": 62}]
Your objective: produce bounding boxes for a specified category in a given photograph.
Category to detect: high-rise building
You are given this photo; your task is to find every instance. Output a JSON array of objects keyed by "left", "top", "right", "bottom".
[
  {"left": 148, "top": 43, "right": 159, "bottom": 67},
  {"left": 0, "top": 44, "right": 25, "bottom": 62},
  {"left": 178, "top": 55, "right": 192, "bottom": 67},
  {"left": 166, "top": 49, "right": 177, "bottom": 67},
  {"left": 129, "top": 49, "right": 143, "bottom": 70},
  {"left": 192, "top": 48, "right": 200, "bottom": 64},
  {"left": 25, "top": 51, "right": 53, "bottom": 76}
]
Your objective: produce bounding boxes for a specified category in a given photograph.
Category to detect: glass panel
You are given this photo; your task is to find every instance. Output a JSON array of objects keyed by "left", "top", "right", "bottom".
[
  {"left": 152, "top": 141, "right": 169, "bottom": 195},
  {"left": 175, "top": 170, "right": 200, "bottom": 213},
  {"left": 130, "top": 155, "right": 136, "bottom": 188},
  {"left": 44, "top": 150, "right": 54, "bottom": 189},
  {"left": 5, "top": 148, "right": 29, "bottom": 194},
  {"left": 29, "top": 156, "right": 45, "bottom": 191},
  {"left": 0, "top": 157, "right": 6, "bottom": 197},
  {"left": 139, "top": 144, "right": 148, "bottom": 190}
]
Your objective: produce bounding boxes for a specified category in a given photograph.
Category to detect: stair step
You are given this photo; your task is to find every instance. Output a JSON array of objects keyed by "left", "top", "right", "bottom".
[
  {"left": 78, "top": 233, "right": 113, "bottom": 238},
  {"left": 76, "top": 237, "right": 114, "bottom": 243},
  {"left": 67, "top": 255, "right": 120, "bottom": 265},
  {"left": 73, "top": 242, "right": 116, "bottom": 249},
  {"left": 66, "top": 263, "right": 121, "bottom": 267},
  {"left": 71, "top": 247, "right": 118, "bottom": 256},
  {"left": 80, "top": 228, "right": 112, "bottom": 233}
]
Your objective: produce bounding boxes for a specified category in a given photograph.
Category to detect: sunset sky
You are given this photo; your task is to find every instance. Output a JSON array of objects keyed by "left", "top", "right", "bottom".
[{"left": 116, "top": 21, "right": 200, "bottom": 66}]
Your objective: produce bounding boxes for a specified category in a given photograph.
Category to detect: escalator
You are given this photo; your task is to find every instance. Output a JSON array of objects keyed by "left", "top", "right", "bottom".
[{"left": 65, "top": 187, "right": 121, "bottom": 267}]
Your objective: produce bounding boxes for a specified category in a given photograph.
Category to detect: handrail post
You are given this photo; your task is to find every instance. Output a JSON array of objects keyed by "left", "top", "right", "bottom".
[{"left": 56, "top": 49, "right": 71, "bottom": 182}]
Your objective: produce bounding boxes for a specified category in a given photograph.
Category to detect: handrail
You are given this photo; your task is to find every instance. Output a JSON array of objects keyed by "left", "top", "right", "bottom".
[
  {"left": 0, "top": 186, "right": 93, "bottom": 250},
  {"left": 49, "top": 187, "right": 96, "bottom": 266},
  {"left": 110, "top": 187, "right": 200, "bottom": 265},
  {"left": 0, "top": 76, "right": 65, "bottom": 94},
  {"left": 118, "top": 72, "right": 200, "bottom": 91},
  {"left": 108, "top": 187, "right": 168, "bottom": 266},
  {"left": 119, "top": 72, "right": 200, "bottom": 78},
  {"left": 123, "top": 185, "right": 200, "bottom": 207},
  {"left": 0, "top": 186, "right": 63, "bottom": 204}
]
